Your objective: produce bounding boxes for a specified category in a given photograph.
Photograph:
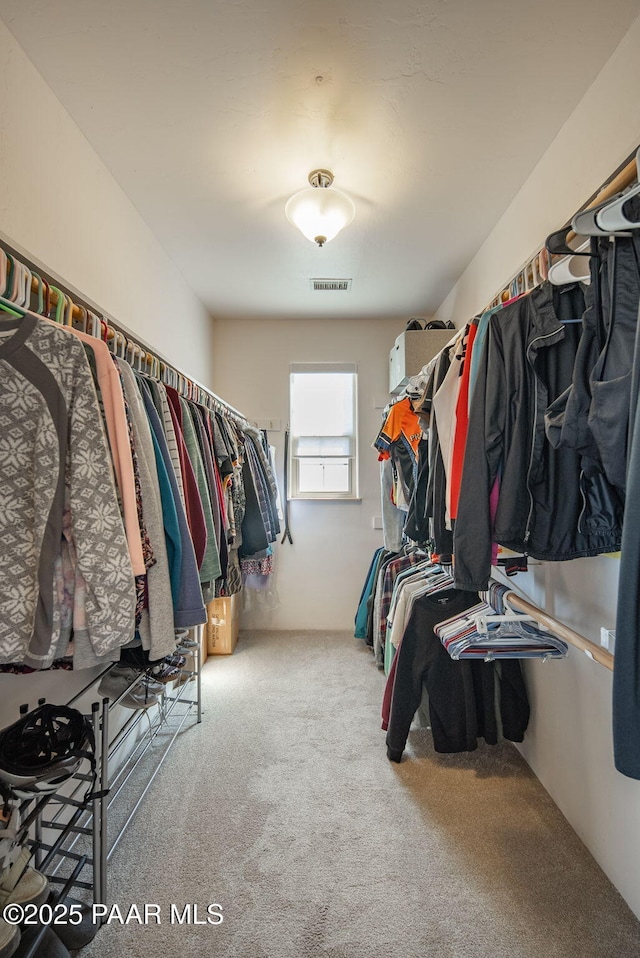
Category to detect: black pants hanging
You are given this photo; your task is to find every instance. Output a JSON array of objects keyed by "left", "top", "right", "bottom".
[{"left": 613, "top": 292, "right": 640, "bottom": 779}]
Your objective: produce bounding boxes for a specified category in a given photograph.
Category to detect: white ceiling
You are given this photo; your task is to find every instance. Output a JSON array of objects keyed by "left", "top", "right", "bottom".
[{"left": 0, "top": 1, "right": 637, "bottom": 321}]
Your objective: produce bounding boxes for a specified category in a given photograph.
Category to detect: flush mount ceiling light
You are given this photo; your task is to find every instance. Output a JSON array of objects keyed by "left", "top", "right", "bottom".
[{"left": 285, "top": 170, "right": 355, "bottom": 247}]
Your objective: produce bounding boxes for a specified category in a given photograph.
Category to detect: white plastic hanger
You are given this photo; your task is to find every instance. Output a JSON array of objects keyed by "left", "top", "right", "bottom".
[
  {"left": 572, "top": 148, "right": 640, "bottom": 236},
  {"left": 547, "top": 238, "right": 592, "bottom": 286},
  {"left": 595, "top": 148, "right": 640, "bottom": 232}
]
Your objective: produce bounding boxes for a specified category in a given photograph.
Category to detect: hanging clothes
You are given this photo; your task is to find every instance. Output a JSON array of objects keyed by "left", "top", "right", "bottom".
[
  {"left": 165, "top": 385, "right": 208, "bottom": 571},
  {"left": 154, "top": 381, "right": 187, "bottom": 509},
  {"left": 372, "top": 550, "right": 429, "bottom": 668},
  {"left": 454, "top": 281, "right": 623, "bottom": 592},
  {"left": 402, "top": 440, "right": 430, "bottom": 545},
  {"left": 384, "top": 562, "right": 449, "bottom": 672},
  {"left": 384, "top": 586, "right": 529, "bottom": 760},
  {"left": 0, "top": 315, "right": 136, "bottom": 669},
  {"left": 613, "top": 228, "right": 640, "bottom": 779},
  {"left": 179, "top": 395, "right": 221, "bottom": 586},
  {"left": 431, "top": 327, "right": 466, "bottom": 526},
  {"left": 546, "top": 233, "right": 640, "bottom": 494},
  {"left": 374, "top": 396, "right": 423, "bottom": 516},
  {"left": 379, "top": 459, "right": 406, "bottom": 551},
  {"left": 117, "top": 361, "right": 177, "bottom": 662},
  {"left": 76, "top": 331, "right": 147, "bottom": 578},
  {"left": 422, "top": 345, "right": 454, "bottom": 558},
  {"left": 449, "top": 322, "right": 477, "bottom": 520},
  {"left": 133, "top": 373, "right": 206, "bottom": 629},
  {"left": 354, "top": 548, "right": 386, "bottom": 641}
]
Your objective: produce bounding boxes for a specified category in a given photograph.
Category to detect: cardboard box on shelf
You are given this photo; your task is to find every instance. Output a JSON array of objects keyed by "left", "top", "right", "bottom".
[{"left": 207, "top": 593, "right": 240, "bottom": 655}]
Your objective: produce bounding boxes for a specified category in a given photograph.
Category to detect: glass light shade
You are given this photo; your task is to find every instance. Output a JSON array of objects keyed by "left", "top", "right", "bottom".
[{"left": 285, "top": 186, "right": 355, "bottom": 245}]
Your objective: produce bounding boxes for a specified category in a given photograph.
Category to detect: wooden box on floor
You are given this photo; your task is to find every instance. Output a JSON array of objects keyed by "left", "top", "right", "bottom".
[{"left": 207, "top": 593, "right": 240, "bottom": 655}]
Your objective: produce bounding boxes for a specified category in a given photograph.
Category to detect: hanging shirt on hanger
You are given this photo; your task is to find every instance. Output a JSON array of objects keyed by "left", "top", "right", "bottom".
[{"left": 0, "top": 316, "right": 136, "bottom": 669}]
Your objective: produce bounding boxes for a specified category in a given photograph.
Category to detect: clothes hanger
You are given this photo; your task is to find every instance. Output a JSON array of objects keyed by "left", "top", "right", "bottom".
[
  {"left": 22, "top": 265, "right": 32, "bottom": 308},
  {"left": 41, "top": 277, "right": 51, "bottom": 317},
  {"left": 571, "top": 197, "right": 622, "bottom": 236},
  {"left": 547, "top": 238, "right": 592, "bottom": 286},
  {"left": 64, "top": 293, "right": 75, "bottom": 326},
  {"left": 0, "top": 255, "right": 30, "bottom": 318},
  {"left": 473, "top": 593, "right": 558, "bottom": 641},
  {"left": 86, "top": 310, "right": 100, "bottom": 338},
  {"left": 6, "top": 255, "right": 17, "bottom": 301},
  {"left": 12, "top": 261, "right": 30, "bottom": 308},
  {"left": 594, "top": 149, "right": 640, "bottom": 232},
  {"left": 545, "top": 224, "right": 592, "bottom": 258},
  {"left": 571, "top": 150, "right": 640, "bottom": 236},
  {"left": 30, "top": 272, "right": 46, "bottom": 314},
  {"left": 545, "top": 222, "right": 594, "bottom": 287},
  {"left": 436, "top": 592, "right": 568, "bottom": 660},
  {"left": 0, "top": 295, "right": 25, "bottom": 319},
  {"left": 72, "top": 304, "right": 88, "bottom": 332},
  {"left": 49, "top": 286, "right": 71, "bottom": 324}
]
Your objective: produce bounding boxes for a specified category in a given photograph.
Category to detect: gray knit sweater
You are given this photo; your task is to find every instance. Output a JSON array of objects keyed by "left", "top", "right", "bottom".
[{"left": 0, "top": 315, "right": 136, "bottom": 668}]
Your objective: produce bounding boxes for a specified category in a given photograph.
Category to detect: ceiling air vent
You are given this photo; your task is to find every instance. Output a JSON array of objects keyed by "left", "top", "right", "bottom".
[{"left": 310, "top": 278, "right": 352, "bottom": 292}]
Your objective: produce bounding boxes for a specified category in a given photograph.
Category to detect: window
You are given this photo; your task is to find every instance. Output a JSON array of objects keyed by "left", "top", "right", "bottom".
[{"left": 289, "top": 363, "right": 358, "bottom": 499}]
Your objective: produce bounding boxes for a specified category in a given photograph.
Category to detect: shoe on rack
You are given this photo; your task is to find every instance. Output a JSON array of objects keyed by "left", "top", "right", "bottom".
[
  {"left": 0, "top": 847, "right": 49, "bottom": 911},
  {"left": 0, "top": 920, "right": 19, "bottom": 958},
  {"left": 163, "top": 653, "right": 186, "bottom": 670},
  {"left": 98, "top": 666, "right": 160, "bottom": 706},
  {"left": 4, "top": 867, "right": 49, "bottom": 908},
  {"left": 174, "top": 643, "right": 199, "bottom": 657},
  {"left": 146, "top": 663, "right": 181, "bottom": 685},
  {"left": 174, "top": 628, "right": 199, "bottom": 649},
  {"left": 98, "top": 665, "right": 140, "bottom": 701},
  {"left": 119, "top": 645, "right": 151, "bottom": 670},
  {"left": 54, "top": 897, "right": 100, "bottom": 950},
  {"left": 119, "top": 686, "right": 159, "bottom": 710},
  {"left": 15, "top": 925, "right": 70, "bottom": 958},
  {"left": 141, "top": 674, "right": 165, "bottom": 696},
  {"left": 0, "top": 805, "right": 22, "bottom": 874}
]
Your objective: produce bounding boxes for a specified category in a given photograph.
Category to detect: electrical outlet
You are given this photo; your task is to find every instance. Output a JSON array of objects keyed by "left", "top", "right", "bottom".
[
  {"left": 372, "top": 517, "right": 383, "bottom": 530},
  {"left": 600, "top": 627, "right": 616, "bottom": 653}
]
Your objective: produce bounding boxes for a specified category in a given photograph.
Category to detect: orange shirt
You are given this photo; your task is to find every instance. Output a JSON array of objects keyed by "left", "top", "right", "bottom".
[{"left": 374, "top": 397, "right": 422, "bottom": 461}]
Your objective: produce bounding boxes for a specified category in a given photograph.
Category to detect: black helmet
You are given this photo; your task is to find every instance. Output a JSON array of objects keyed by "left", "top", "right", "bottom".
[
  {"left": 424, "top": 319, "right": 455, "bottom": 330},
  {"left": 0, "top": 704, "right": 95, "bottom": 799}
]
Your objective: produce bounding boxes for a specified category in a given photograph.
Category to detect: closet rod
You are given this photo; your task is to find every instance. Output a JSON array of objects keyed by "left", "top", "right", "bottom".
[
  {"left": 565, "top": 154, "right": 638, "bottom": 245},
  {"left": 0, "top": 234, "right": 249, "bottom": 426},
  {"left": 483, "top": 146, "right": 639, "bottom": 313},
  {"left": 506, "top": 592, "right": 614, "bottom": 671}
]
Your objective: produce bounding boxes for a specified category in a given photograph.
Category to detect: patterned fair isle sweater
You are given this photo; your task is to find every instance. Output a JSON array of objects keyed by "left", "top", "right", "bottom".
[{"left": 0, "top": 315, "right": 136, "bottom": 669}]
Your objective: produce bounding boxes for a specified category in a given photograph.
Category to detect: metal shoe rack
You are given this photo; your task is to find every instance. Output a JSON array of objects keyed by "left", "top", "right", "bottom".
[{"left": 12, "top": 626, "right": 203, "bottom": 957}]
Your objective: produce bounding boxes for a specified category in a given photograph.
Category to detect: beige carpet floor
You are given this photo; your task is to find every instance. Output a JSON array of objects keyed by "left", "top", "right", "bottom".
[{"left": 81, "top": 630, "right": 640, "bottom": 958}]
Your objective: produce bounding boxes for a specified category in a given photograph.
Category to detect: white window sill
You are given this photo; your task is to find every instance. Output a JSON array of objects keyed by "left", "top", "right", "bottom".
[{"left": 289, "top": 497, "right": 362, "bottom": 502}]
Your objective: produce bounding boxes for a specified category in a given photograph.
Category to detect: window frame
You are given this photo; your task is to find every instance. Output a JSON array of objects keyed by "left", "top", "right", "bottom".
[{"left": 288, "top": 362, "right": 359, "bottom": 501}]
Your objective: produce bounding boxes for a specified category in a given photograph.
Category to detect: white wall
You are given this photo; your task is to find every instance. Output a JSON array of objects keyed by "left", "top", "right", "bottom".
[
  {"left": 0, "top": 21, "right": 213, "bottom": 717},
  {"left": 212, "top": 316, "right": 406, "bottom": 630},
  {"left": 0, "top": 18, "right": 213, "bottom": 384},
  {"left": 434, "top": 15, "right": 640, "bottom": 919}
]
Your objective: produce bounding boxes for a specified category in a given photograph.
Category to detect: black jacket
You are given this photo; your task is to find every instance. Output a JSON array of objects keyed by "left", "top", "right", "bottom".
[
  {"left": 546, "top": 233, "right": 640, "bottom": 494},
  {"left": 385, "top": 588, "right": 529, "bottom": 757},
  {"left": 454, "top": 282, "right": 623, "bottom": 592}
]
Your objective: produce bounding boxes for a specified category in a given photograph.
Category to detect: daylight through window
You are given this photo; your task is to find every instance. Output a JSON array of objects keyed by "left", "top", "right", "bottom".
[{"left": 289, "top": 363, "right": 358, "bottom": 499}]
